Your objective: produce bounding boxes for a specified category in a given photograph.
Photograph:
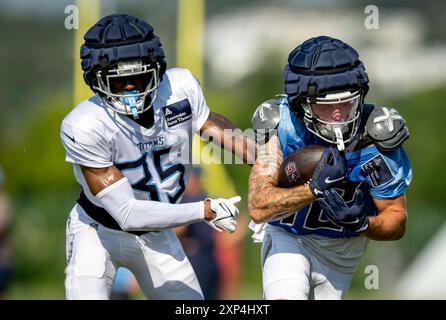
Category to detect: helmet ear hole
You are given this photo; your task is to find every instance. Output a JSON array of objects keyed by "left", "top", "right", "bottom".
[
  {"left": 290, "top": 99, "right": 303, "bottom": 118},
  {"left": 100, "top": 57, "right": 109, "bottom": 68},
  {"left": 327, "top": 153, "right": 334, "bottom": 166}
]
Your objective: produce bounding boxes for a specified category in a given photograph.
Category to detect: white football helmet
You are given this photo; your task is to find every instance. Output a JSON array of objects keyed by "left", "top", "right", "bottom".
[{"left": 92, "top": 59, "right": 161, "bottom": 119}]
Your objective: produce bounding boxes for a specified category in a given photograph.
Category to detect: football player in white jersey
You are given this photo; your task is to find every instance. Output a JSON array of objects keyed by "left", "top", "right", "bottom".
[{"left": 60, "top": 14, "right": 254, "bottom": 300}]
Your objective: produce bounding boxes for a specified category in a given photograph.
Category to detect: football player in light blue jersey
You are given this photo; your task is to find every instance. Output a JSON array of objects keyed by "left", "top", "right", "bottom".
[{"left": 248, "top": 36, "right": 411, "bottom": 300}]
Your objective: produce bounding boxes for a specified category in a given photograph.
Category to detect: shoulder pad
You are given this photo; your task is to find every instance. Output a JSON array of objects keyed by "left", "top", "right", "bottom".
[
  {"left": 252, "top": 98, "right": 282, "bottom": 131},
  {"left": 366, "top": 106, "right": 409, "bottom": 151},
  {"left": 252, "top": 97, "right": 283, "bottom": 144}
]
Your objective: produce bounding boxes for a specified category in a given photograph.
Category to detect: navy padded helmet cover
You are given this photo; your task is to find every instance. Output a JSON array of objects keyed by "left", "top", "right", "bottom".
[
  {"left": 284, "top": 36, "right": 369, "bottom": 107},
  {"left": 80, "top": 14, "right": 166, "bottom": 86}
]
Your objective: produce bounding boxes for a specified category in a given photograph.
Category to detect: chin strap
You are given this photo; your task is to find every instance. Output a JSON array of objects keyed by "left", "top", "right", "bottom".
[
  {"left": 333, "top": 125, "right": 345, "bottom": 151},
  {"left": 119, "top": 90, "right": 140, "bottom": 120}
]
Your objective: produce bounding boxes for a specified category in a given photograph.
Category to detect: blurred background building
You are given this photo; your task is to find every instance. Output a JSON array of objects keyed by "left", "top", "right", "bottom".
[{"left": 0, "top": 0, "right": 445, "bottom": 299}]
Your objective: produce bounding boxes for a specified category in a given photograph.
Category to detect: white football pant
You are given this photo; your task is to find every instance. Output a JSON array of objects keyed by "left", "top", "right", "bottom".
[
  {"left": 261, "top": 225, "right": 353, "bottom": 300},
  {"left": 65, "top": 204, "right": 203, "bottom": 300}
]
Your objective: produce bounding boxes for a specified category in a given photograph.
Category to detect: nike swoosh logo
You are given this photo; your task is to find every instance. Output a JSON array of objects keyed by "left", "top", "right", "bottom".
[
  {"left": 219, "top": 203, "right": 234, "bottom": 218},
  {"left": 324, "top": 176, "right": 345, "bottom": 184},
  {"left": 64, "top": 132, "right": 75, "bottom": 143},
  {"left": 342, "top": 219, "right": 360, "bottom": 224},
  {"left": 404, "top": 169, "right": 413, "bottom": 185}
]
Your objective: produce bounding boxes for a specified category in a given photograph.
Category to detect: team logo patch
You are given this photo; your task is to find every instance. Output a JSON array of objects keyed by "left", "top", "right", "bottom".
[
  {"left": 162, "top": 99, "right": 192, "bottom": 127},
  {"left": 361, "top": 154, "right": 393, "bottom": 187},
  {"left": 285, "top": 161, "right": 300, "bottom": 183}
]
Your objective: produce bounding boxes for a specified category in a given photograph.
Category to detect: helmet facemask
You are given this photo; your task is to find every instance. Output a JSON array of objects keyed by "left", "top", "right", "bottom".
[
  {"left": 302, "top": 90, "right": 362, "bottom": 151},
  {"left": 93, "top": 59, "right": 160, "bottom": 119}
]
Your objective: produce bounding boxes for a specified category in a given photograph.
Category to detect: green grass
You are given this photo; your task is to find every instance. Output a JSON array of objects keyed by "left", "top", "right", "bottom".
[
  {"left": 4, "top": 280, "right": 406, "bottom": 300},
  {"left": 8, "top": 282, "right": 64, "bottom": 300}
]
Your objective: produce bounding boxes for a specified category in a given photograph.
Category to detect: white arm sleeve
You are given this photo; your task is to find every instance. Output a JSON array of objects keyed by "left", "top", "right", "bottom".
[{"left": 96, "top": 178, "right": 205, "bottom": 231}]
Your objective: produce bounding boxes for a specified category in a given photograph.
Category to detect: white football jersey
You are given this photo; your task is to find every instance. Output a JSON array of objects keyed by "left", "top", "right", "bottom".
[{"left": 60, "top": 68, "right": 210, "bottom": 207}]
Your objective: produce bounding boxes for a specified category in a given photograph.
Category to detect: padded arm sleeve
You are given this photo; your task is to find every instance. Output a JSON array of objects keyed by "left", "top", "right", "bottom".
[{"left": 96, "top": 178, "right": 205, "bottom": 231}]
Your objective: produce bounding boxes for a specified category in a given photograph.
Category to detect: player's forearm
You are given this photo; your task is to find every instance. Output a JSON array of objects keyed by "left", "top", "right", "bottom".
[
  {"left": 201, "top": 112, "right": 256, "bottom": 165},
  {"left": 248, "top": 138, "right": 315, "bottom": 223},
  {"left": 248, "top": 177, "right": 315, "bottom": 223},
  {"left": 96, "top": 178, "right": 205, "bottom": 231},
  {"left": 230, "top": 132, "right": 256, "bottom": 165},
  {"left": 217, "top": 129, "right": 256, "bottom": 165},
  {"left": 363, "top": 210, "right": 407, "bottom": 241}
]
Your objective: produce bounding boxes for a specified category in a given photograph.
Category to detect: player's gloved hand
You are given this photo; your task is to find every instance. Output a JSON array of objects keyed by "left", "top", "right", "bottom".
[
  {"left": 309, "top": 147, "right": 346, "bottom": 198},
  {"left": 318, "top": 189, "right": 369, "bottom": 233},
  {"left": 205, "top": 196, "right": 241, "bottom": 233}
]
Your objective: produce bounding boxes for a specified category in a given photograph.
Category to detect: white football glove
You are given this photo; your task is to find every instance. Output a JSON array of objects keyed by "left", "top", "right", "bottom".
[{"left": 205, "top": 196, "right": 241, "bottom": 233}]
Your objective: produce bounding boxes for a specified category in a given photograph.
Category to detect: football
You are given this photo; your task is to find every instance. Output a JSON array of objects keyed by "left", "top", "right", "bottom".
[{"left": 278, "top": 145, "right": 326, "bottom": 187}]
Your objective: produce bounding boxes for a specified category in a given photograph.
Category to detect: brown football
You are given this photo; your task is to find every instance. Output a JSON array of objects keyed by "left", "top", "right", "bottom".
[{"left": 278, "top": 145, "right": 326, "bottom": 187}]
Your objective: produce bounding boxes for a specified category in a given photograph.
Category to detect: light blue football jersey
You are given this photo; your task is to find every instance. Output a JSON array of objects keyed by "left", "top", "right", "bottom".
[{"left": 269, "top": 100, "right": 412, "bottom": 238}]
